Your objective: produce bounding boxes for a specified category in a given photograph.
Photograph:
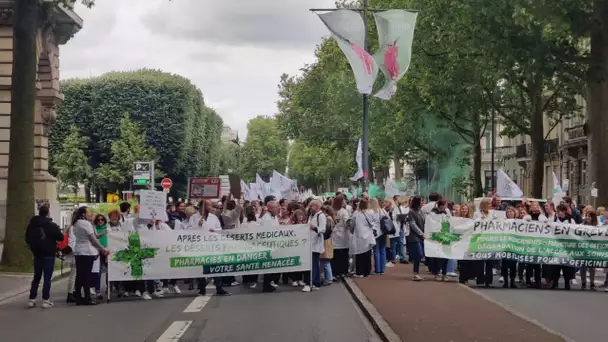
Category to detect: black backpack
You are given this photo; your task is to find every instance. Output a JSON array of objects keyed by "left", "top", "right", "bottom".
[
  {"left": 380, "top": 215, "right": 396, "bottom": 235},
  {"left": 26, "top": 224, "right": 47, "bottom": 254}
]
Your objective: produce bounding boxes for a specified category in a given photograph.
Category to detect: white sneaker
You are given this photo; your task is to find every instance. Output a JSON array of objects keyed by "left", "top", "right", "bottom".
[
  {"left": 499, "top": 276, "right": 505, "bottom": 283},
  {"left": 447, "top": 272, "right": 458, "bottom": 278},
  {"left": 412, "top": 274, "right": 423, "bottom": 281},
  {"left": 302, "top": 285, "right": 311, "bottom": 292},
  {"left": 249, "top": 282, "right": 257, "bottom": 289},
  {"left": 605, "top": 287, "right": 608, "bottom": 293},
  {"left": 311, "top": 285, "right": 320, "bottom": 291},
  {"left": 169, "top": 285, "right": 181, "bottom": 294},
  {"left": 153, "top": 291, "right": 164, "bottom": 298},
  {"left": 386, "top": 262, "right": 395, "bottom": 268},
  {"left": 41, "top": 300, "right": 53, "bottom": 309},
  {"left": 142, "top": 292, "right": 152, "bottom": 300},
  {"left": 162, "top": 287, "right": 170, "bottom": 294},
  {"left": 135, "top": 290, "right": 142, "bottom": 297},
  {"left": 120, "top": 291, "right": 129, "bottom": 297},
  {"left": 297, "top": 280, "right": 306, "bottom": 287},
  {"left": 27, "top": 300, "right": 36, "bottom": 308},
  {"left": 230, "top": 281, "right": 240, "bottom": 287},
  {"left": 89, "top": 288, "right": 96, "bottom": 296},
  {"left": 270, "top": 281, "right": 279, "bottom": 289},
  {"left": 292, "top": 281, "right": 299, "bottom": 287},
  {"left": 435, "top": 275, "right": 442, "bottom": 281}
]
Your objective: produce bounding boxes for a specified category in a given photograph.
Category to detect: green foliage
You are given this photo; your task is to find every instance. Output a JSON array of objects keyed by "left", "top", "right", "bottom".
[
  {"left": 218, "top": 141, "right": 243, "bottom": 175},
  {"left": 50, "top": 69, "right": 222, "bottom": 197},
  {"left": 52, "top": 126, "right": 92, "bottom": 192},
  {"left": 241, "top": 116, "right": 288, "bottom": 181}
]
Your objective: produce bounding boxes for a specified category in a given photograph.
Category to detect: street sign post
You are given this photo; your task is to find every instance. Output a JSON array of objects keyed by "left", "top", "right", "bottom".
[{"left": 133, "top": 161, "right": 154, "bottom": 190}]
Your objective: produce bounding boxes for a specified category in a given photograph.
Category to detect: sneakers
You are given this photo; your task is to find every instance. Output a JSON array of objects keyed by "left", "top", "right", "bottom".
[
  {"left": 249, "top": 282, "right": 257, "bottom": 289},
  {"left": 292, "top": 281, "right": 299, "bottom": 287},
  {"left": 311, "top": 285, "right": 320, "bottom": 291},
  {"left": 270, "top": 281, "right": 279, "bottom": 289},
  {"left": 435, "top": 275, "right": 443, "bottom": 281},
  {"left": 386, "top": 262, "right": 395, "bottom": 268},
  {"left": 297, "top": 280, "right": 306, "bottom": 287},
  {"left": 142, "top": 292, "right": 152, "bottom": 300},
  {"left": 230, "top": 281, "right": 240, "bottom": 287},
  {"left": 447, "top": 272, "right": 458, "bottom": 278},
  {"left": 498, "top": 276, "right": 505, "bottom": 283},
  {"left": 41, "top": 300, "right": 53, "bottom": 309},
  {"left": 27, "top": 299, "right": 36, "bottom": 308},
  {"left": 169, "top": 285, "right": 181, "bottom": 294},
  {"left": 412, "top": 274, "right": 423, "bottom": 281},
  {"left": 153, "top": 291, "right": 164, "bottom": 298},
  {"left": 134, "top": 290, "right": 142, "bottom": 297},
  {"left": 302, "top": 285, "right": 311, "bottom": 292}
]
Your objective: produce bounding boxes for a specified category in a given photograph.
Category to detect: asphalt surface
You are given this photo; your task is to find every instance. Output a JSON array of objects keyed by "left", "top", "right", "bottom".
[{"left": 0, "top": 278, "right": 380, "bottom": 342}]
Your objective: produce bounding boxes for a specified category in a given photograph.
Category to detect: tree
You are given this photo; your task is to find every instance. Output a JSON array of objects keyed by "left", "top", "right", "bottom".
[
  {"left": 53, "top": 126, "right": 92, "bottom": 195},
  {"left": 218, "top": 141, "right": 242, "bottom": 175},
  {"left": 2, "top": 0, "right": 93, "bottom": 269},
  {"left": 95, "top": 113, "right": 162, "bottom": 190},
  {"left": 241, "top": 116, "right": 288, "bottom": 181}
]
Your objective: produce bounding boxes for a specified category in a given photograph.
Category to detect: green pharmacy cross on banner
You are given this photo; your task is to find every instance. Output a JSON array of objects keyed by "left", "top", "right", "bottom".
[
  {"left": 430, "top": 221, "right": 463, "bottom": 254},
  {"left": 112, "top": 232, "right": 159, "bottom": 279}
]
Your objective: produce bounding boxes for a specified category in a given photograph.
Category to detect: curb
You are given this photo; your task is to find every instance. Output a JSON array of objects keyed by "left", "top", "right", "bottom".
[
  {"left": 0, "top": 267, "right": 71, "bottom": 304},
  {"left": 458, "top": 283, "right": 573, "bottom": 342},
  {"left": 343, "top": 277, "right": 402, "bottom": 342}
]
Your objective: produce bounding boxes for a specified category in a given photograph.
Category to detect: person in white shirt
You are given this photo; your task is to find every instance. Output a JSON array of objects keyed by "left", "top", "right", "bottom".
[
  {"left": 350, "top": 199, "right": 376, "bottom": 277},
  {"left": 303, "top": 199, "right": 326, "bottom": 292},
  {"left": 260, "top": 201, "right": 281, "bottom": 292},
  {"left": 391, "top": 198, "right": 410, "bottom": 265},
  {"left": 331, "top": 195, "right": 350, "bottom": 279},
  {"left": 196, "top": 200, "right": 230, "bottom": 296},
  {"left": 71, "top": 206, "right": 109, "bottom": 306}
]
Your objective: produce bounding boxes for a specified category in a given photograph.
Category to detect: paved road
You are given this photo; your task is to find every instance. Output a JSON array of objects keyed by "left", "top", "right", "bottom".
[
  {"left": 0, "top": 278, "right": 380, "bottom": 342},
  {"left": 477, "top": 285, "right": 606, "bottom": 342}
]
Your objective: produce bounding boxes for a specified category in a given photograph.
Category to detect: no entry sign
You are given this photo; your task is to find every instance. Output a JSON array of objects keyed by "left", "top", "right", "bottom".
[{"left": 161, "top": 178, "right": 173, "bottom": 189}]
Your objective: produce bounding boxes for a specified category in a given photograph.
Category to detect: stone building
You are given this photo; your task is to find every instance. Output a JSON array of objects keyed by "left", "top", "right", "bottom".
[{"left": 0, "top": 2, "right": 82, "bottom": 238}]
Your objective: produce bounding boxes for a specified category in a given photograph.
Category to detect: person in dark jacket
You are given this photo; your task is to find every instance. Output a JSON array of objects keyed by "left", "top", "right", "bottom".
[
  {"left": 406, "top": 196, "right": 425, "bottom": 281},
  {"left": 551, "top": 204, "right": 577, "bottom": 290},
  {"left": 25, "top": 204, "right": 64, "bottom": 308}
]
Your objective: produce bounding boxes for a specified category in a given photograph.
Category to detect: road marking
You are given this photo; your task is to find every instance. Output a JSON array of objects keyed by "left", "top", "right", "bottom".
[
  {"left": 183, "top": 295, "right": 210, "bottom": 313},
  {"left": 156, "top": 321, "right": 192, "bottom": 342}
]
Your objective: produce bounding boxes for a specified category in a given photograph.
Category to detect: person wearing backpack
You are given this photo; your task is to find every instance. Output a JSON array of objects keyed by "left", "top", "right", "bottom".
[
  {"left": 25, "top": 204, "right": 64, "bottom": 309},
  {"left": 319, "top": 206, "right": 335, "bottom": 285}
]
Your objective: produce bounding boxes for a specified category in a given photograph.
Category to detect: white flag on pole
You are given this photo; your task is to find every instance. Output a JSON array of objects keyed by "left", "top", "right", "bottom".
[
  {"left": 496, "top": 169, "right": 523, "bottom": 198},
  {"left": 552, "top": 171, "right": 566, "bottom": 207},
  {"left": 350, "top": 138, "right": 363, "bottom": 181}
]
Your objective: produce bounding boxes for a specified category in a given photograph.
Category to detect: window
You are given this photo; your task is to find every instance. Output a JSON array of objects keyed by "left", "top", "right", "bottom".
[
  {"left": 484, "top": 131, "right": 491, "bottom": 150},
  {"left": 484, "top": 170, "right": 497, "bottom": 191}
]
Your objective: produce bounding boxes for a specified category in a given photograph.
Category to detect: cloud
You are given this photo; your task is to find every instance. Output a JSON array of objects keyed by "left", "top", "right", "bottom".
[
  {"left": 59, "top": 0, "right": 335, "bottom": 138},
  {"left": 141, "top": 0, "right": 333, "bottom": 49}
]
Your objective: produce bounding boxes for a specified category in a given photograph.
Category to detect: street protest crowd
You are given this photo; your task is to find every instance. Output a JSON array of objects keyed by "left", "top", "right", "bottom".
[{"left": 23, "top": 189, "right": 608, "bottom": 309}]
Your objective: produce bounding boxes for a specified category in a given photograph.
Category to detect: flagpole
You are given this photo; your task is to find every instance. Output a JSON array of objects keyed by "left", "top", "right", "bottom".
[
  {"left": 361, "top": 0, "right": 370, "bottom": 193},
  {"left": 491, "top": 109, "right": 496, "bottom": 192}
]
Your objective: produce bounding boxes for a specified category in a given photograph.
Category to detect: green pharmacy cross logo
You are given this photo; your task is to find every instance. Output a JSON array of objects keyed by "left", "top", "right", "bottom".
[
  {"left": 430, "top": 221, "right": 462, "bottom": 254},
  {"left": 112, "top": 232, "right": 158, "bottom": 279}
]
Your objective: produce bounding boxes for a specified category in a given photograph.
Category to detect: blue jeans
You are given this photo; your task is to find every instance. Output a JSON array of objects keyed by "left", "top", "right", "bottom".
[
  {"left": 29, "top": 256, "right": 55, "bottom": 300},
  {"left": 398, "top": 230, "right": 406, "bottom": 261},
  {"left": 389, "top": 237, "right": 405, "bottom": 262},
  {"left": 374, "top": 235, "right": 387, "bottom": 274},
  {"left": 407, "top": 242, "right": 423, "bottom": 274},
  {"left": 320, "top": 258, "right": 333, "bottom": 282},
  {"left": 447, "top": 259, "right": 457, "bottom": 273},
  {"left": 312, "top": 252, "right": 321, "bottom": 286}
]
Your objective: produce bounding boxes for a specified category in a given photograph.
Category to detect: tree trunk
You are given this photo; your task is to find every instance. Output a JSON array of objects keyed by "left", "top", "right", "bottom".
[
  {"left": 0, "top": 0, "right": 39, "bottom": 269},
  {"left": 472, "top": 116, "right": 483, "bottom": 197},
  {"left": 84, "top": 182, "right": 92, "bottom": 203},
  {"left": 393, "top": 154, "right": 402, "bottom": 181},
  {"left": 588, "top": 1, "right": 608, "bottom": 208},
  {"left": 530, "top": 85, "right": 545, "bottom": 199}
]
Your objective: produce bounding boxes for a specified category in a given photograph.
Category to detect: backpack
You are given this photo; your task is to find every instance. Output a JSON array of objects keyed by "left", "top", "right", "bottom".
[
  {"left": 380, "top": 215, "right": 396, "bottom": 235},
  {"left": 317, "top": 214, "right": 333, "bottom": 240},
  {"left": 26, "top": 223, "right": 47, "bottom": 254}
]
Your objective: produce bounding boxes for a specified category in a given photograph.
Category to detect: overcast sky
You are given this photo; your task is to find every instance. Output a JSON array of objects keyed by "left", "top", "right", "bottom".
[{"left": 60, "top": 0, "right": 336, "bottom": 137}]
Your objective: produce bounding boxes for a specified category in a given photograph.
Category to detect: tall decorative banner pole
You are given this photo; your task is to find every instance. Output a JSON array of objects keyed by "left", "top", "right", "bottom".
[{"left": 361, "top": 0, "right": 370, "bottom": 192}]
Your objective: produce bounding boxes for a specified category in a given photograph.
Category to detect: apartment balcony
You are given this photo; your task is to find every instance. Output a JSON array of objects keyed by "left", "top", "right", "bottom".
[
  {"left": 561, "top": 124, "right": 587, "bottom": 151},
  {"left": 515, "top": 138, "right": 559, "bottom": 163},
  {"left": 481, "top": 146, "right": 510, "bottom": 163}
]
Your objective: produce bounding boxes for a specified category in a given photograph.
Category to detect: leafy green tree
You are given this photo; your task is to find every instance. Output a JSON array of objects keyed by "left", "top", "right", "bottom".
[
  {"left": 218, "top": 141, "right": 242, "bottom": 175},
  {"left": 53, "top": 126, "right": 92, "bottom": 196},
  {"left": 241, "top": 116, "right": 288, "bottom": 181},
  {"left": 95, "top": 113, "right": 163, "bottom": 190}
]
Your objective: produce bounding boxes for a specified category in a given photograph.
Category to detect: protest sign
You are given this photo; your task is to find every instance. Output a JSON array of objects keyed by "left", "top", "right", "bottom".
[
  {"left": 424, "top": 216, "right": 608, "bottom": 267},
  {"left": 138, "top": 190, "right": 168, "bottom": 221},
  {"left": 108, "top": 224, "right": 312, "bottom": 281}
]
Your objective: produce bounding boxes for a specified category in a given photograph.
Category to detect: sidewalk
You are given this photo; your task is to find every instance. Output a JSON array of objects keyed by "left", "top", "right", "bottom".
[{"left": 351, "top": 264, "right": 565, "bottom": 342}]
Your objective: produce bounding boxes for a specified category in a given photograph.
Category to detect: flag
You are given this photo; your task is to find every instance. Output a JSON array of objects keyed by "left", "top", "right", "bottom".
[
  {"left": 373, "top": 10, "right": 418, "bottom": 100},
  {"left": 350, "top": 138, "right": 363, "bottom": 181},
  {"left": 318, "top": 10, "right": 378, "bottom": 94},
  {"left": 271, "top": 170, "right": 294, "bottom": 200},
  {"left": 552, "top": 171, "right": 566, "bottom": 207},
  {"left": 496, "top": 169, "right": 523, "bottom": 198}
]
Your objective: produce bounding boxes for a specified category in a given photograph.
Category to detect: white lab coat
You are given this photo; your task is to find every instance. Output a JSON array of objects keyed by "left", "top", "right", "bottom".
[
  {"left": 308, "top": 211, "right": 326, "bottom": 254},
  {"left": 349, "top": 211, "right": 376, "bottom": 255}
]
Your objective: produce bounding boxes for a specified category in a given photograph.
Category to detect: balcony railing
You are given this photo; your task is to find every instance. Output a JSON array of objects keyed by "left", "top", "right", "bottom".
[
  {"left": 565, "top": 124, "right": 586, "bottom": 142},
  {"left": 515, "top": 138, "right": 559, "bottom": 159}
]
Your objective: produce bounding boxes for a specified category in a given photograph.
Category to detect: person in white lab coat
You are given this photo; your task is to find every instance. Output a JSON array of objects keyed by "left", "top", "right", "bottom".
[
  {"left": 196, "top": 200, "right": 231, "bottom": 296},
  {"left": 260, "top": 201, "right": 281, "bottom": 292},
  {"left": 302, "top": 199, "right": 326, "bottom": 292}
]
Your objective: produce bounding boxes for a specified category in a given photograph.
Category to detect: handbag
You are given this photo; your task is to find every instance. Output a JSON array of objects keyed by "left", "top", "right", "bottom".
[{"left": 380, "top": 216, "right": 396, "bottom": 235}]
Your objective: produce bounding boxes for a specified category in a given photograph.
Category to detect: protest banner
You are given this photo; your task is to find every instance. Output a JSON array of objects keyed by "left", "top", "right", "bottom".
[
  {"left": 424, "top": 216, "right": 608, "bottom": 267},
  {"left": 108, "top": 224, "right": 312, "bottom": 281}
]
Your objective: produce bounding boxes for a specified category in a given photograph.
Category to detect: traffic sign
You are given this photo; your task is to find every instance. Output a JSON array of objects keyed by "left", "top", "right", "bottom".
[
  {"left": 133, "top": 161, "right": 154, "bottom": 189},
  {"left": 161, "top": 178, "right": 173, "bottom": 189}
]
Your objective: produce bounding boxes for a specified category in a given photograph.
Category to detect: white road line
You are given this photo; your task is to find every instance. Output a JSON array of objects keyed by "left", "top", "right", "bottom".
[
  {"left": 156, "top": 321, "right": 193, "bottom": 342},
  {"left": 183, "top": 295, "right": 210, "bottom": 313}
]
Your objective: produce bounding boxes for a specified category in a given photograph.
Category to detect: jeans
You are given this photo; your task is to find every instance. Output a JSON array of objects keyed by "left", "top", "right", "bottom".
[
  {"left": 446, "top": 259, "right": 457, "bottom": 273},
  {"left": 407, "top": 242, "right": 423, "bottom": 274},
  {"left": 197, "top": 277, "right": 225, "bottom": 294},
  {"left": 389, "top": 237, "right": 400, "bottom": 262},
  {"left": 29, "top": 256, "right": 55, "bottom": 301},
  {"left": 373, "top": 235, "right": 387, "bottom": 274},
  {"left": 320, "top": 259, "right": 333, "bottom": 282},
  {"left": 303, "top": 252, "right": 321, "bottom": 286},
  {"left": 580, "top": 267, "right": 596, "bottom": 286},
  {"left": 74, "top": 255, "right": 96, "bottom": 302},
  {"left": 397, "top": 230, "right": 406, "bottom": 262}
]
